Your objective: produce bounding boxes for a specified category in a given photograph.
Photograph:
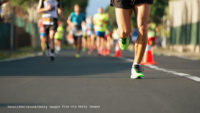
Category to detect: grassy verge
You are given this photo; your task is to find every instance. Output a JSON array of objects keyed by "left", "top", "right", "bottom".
[{"left": 0, "top": 47, "right": 41, "bottom": 60}]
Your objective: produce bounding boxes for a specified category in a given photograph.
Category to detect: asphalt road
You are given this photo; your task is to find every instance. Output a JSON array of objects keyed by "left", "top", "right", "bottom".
[{"left": 0, "top": 49, "right": 200, "bottom": 113}]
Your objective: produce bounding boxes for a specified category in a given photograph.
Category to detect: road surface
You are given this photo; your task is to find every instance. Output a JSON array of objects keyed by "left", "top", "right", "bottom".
[{"left": 0, "top": 49, "right": 200, "bottom": 113}]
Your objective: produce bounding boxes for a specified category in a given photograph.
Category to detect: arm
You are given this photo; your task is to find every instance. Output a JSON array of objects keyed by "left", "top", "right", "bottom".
[
  {"left": 37, "top": 2, "right": 52, "bottom": 13},
  {"left": 67, "top": 14, "right": 75, "bottom": 26},
  {"left": 57, "top": 7, "right": 66, "bottom": 21}
]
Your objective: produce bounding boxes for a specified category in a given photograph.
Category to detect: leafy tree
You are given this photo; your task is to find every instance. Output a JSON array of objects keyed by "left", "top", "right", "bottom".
[
  {"left": 149, "top": 0, "right": 168, "bottom": 24},
  {"left": 9, "top": 0, "right": 89, "bottom": 17},
  {"left": 60, "top": 0, "right": 88, "bottom": 17}
]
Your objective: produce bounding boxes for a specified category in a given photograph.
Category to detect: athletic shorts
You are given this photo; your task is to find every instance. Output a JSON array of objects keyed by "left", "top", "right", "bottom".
[
  {"left": 96, "top": 31, "right": 105, "bottom": 38},
  {"left": 40, "top": 33, "right": 45, "bottom": 37},
  {"left": 110, "top": 0, "right": 153, "bottom": 9},
  {"left": 43, "top": 18, "right": 58, "bottom": 36}
]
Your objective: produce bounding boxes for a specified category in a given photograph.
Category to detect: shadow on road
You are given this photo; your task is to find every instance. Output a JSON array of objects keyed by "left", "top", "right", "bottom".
[{"left": 0, "top": 53, "right": 131, "bottom": 77}]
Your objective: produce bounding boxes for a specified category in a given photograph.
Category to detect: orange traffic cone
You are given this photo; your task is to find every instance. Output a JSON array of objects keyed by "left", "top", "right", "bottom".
[
  {"left": 141, "top": 43, "right": 157, "bottom": 65},
  {"left": 114, "top": 43, "right": 121, "bottom": 57}
]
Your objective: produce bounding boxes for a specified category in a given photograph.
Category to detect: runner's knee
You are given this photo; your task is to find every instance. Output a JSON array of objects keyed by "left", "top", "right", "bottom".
[
  {"left": 137, "top": 25, "right": 148, "bottom": 42},
  {"left": 137, "top": 25, "right": 148, "bottom": 37}
]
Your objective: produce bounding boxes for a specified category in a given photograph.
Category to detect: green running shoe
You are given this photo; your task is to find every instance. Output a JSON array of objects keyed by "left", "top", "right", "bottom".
[
  {"left": 118, "top": 37, "right": 129, "bottom": 50},
  {"left": 75, "top": 53, "right": 80, "bottom": 58},
  {"left": 131, "top": 65, "right": 144, "bottom": 79}
]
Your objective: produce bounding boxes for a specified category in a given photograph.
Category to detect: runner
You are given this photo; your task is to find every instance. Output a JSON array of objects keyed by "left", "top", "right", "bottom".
[
  {"left": 93, "top": 7, "right": 109, "bottom": 56},
  {"left": 67, "top": 4, "right": 85, "bottom": 58},
  {"left": 54, "top": 23, "right": 65, "bottom": 53},
  {"left": 38, "top": 17, "right": 46, "bottom": 55},
  {"left": 147, "top": 22, "right": 158, "bottom": 54},
  {"left": 86, "top": 16, "right": 95, "bottom": 54},
  {"left": 81, "top": 21, "right": 87, "bottom": 52},
  {"left": 110, "top": 0, "right": 153, "bottom": 79},
  {"left": 0, "top": 0, "right": 8, "bottom": 21},
  {"left": 37, "top": 0, "right": 63, "bottom": 61}
]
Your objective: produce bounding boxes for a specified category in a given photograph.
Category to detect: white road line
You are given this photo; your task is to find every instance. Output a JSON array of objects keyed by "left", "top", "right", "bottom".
[
  {"left": 0, "top": 52, "right": 42, "bottom": 63},
  {"left": 119, "top": 57, "right": 200, "bottom": 82}
]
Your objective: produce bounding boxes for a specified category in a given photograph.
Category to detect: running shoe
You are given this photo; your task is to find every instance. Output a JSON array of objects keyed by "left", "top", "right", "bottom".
[
  {"left": 131, "top": 65, "right": 144, "bottom": 79},
  {"left": 45, "top": 48, "right": 50, "bottom": 56},
  {"left": 50, "top": 52, "right": 55, "bottom": 61},
  {"left": 118, "top": 37, "right": 129, "bottom": 50},
  {"left": 75, "top": 53, "right": 80, "bottom": 58}
]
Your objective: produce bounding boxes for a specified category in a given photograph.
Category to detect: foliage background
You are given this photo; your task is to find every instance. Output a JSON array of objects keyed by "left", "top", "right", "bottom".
[{"left": 9, "top": 0, "right": 89, "bottom": 17}]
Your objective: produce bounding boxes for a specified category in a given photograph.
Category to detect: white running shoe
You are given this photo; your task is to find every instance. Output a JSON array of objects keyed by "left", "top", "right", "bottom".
[{"left": 131, "top": 65, "right": 144, "bottom": 79}]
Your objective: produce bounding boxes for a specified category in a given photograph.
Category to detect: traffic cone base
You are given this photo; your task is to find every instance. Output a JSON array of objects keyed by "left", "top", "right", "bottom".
[
  {"left": 141, "top": 45, "right": 157, "bottom": 65},
  {"left": 114, "top": 43, "right": 121, "bottom": 57}
]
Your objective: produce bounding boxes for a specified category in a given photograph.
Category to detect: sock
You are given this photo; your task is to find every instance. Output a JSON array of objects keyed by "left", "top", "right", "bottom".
[
  {"left": 133, "top": 62, "right": 140, "bottom": 68},
  {"left": 133, "top": 62, "right": 140, "bottom": 66}
]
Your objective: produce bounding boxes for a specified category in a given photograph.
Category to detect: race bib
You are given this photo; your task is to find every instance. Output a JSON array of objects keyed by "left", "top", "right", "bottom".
[{"left": 43, "top": 17, "right": 53, "bottom": 25}]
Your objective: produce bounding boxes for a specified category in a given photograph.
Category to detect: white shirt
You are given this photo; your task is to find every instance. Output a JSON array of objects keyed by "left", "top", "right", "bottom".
[{"left": 42, "top": 0, "right": 58, "bottom": 18}]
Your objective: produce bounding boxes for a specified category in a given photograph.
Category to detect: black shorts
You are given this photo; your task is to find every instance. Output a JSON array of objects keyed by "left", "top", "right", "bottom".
[
  {"left": 110, "top": 0, "right": 153, "bottom": 9},
  {"left": 44, "top": 18, "right": 58, "bottom": 36}
]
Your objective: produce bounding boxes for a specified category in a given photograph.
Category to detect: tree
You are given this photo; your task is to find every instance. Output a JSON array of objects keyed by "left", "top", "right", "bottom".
[
  {"left": 60, "top": 0, "right": 88, "bottom": 17},
  {"left": 9, "top": 0, "right": 89, "bottom": 17},
  {"left": 149, "top": 0, "right": 168, "bottom": 24}
]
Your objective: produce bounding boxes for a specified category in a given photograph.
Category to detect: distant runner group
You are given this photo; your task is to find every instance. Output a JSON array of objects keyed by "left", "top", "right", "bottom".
[
  {"left": 37, "top": 0, "right": 113, "bottom": 60},
  {"left": 37, "top": 0, "right": 154, "bottom": 79}
]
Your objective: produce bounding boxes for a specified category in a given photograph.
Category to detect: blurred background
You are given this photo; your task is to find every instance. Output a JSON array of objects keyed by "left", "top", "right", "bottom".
[{"left": 0, "top": 0, "right": 199, "bottom": 60}]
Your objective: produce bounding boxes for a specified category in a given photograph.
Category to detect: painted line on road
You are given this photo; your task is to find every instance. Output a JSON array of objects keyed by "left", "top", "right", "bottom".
[
  {"left": 119, "top": 57, "right": 200, "bottom": 82},
  {"left": 0, "top": 52, "right": 42, "bottom": 63}
]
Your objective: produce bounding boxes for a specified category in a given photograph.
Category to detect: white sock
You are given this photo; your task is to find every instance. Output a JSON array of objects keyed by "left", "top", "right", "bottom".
[{"left": 133, "top": 62, "right": 140, "bottom": 66}]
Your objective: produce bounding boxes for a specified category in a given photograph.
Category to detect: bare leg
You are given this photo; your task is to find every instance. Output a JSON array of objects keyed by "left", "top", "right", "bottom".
[
  {"left": 133, "top": 4, "right": 151, "bottom": 64},
  {"left": 77, "top": 37, "right": 82, "bottom": 53},
  {"left": 49, "top": 30, "right": 55, "bottom": 51},
  {"left": 100, "top": 37, "right": 104, "bottom": 52},
  {"left": 40, "top": 37, "right": 46, "bottom": 52},
  {"left": 115, "top": 8, "right": 132, "bottom": 38},
  {"left": 96, "top": 36, "right": 101, "bottom": 53}
]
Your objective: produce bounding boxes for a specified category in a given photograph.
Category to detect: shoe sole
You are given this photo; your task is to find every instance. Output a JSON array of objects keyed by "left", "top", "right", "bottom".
[{"left": 130, "top": 76, "right": 144, "bottom": 79}]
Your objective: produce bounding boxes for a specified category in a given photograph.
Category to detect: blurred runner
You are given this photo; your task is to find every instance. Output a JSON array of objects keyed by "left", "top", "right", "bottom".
[
  {"left": 81, "top": 21, "right": 87, "bottom": 52},
  {"left": 37, "top": 0, "right": 63, "bottom": 61},
  {"left": 104, "top": 13, "right": 113, "bottom": 56},
  {"left": 104, "top": 30, "right": 112, "bottom": 55},
  {"left": 147, "top": 22, "right": 158, "bottom": 54},
  {"left": 128, "top": 28, "right": 138, "bottom": 51},
  {"left": 93, "top": 7, "right": 109, "bottom": 56},
  {"left": 86, "top": 16, "right": 95, "bottom": 54},
  {"left": 54, "top": 23, "right": 65, "bottom": 53},
  {"left": 67, "top": 4, "right": 85, "bottom": 58},
  {"left": 111, "top": 0, "right": 153, "bottom": 79},
  {"left": 38, "top": 17, "right": 46, "bottom": 55},
  {"left": 0, "top": 0, "right": 8, "bottom": 21},
  {"left": 131, "top": 28, "right": 138, "bottom": 44},
  {"left": 66, "top": 25, "right": 74, "bottom": 46}
]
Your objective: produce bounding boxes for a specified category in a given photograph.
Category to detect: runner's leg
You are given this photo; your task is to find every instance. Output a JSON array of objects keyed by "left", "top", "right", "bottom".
[
  {"left": 133, "top": 4, "right": 150, "bottom": 64},
  {"left": 49, "top": 30, "right": 55, "bottom": 52},
  {"left": 77, "top": 36, "right": 82, "bottom": 54},
  {"left": 115, "top": 8, "right": 132, "bottom": 38}
]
